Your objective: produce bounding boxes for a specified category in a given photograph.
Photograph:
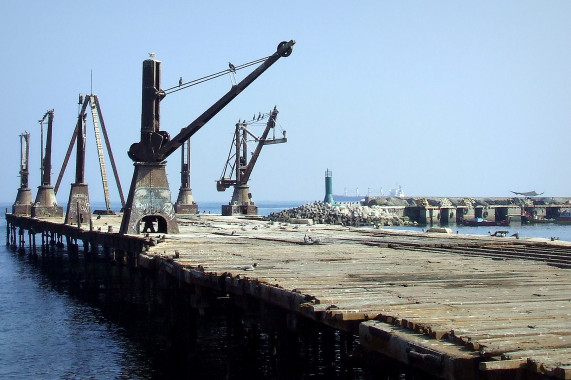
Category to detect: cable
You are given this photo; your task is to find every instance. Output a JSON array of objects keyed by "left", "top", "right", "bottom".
[{"left": 163, "top": 56, "right": 270, "bottom": 95}]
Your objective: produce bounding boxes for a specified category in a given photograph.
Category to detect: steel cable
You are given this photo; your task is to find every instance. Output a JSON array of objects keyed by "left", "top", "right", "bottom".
[{"left": 163, "top": 56, "right": 270, "bottom": 95}]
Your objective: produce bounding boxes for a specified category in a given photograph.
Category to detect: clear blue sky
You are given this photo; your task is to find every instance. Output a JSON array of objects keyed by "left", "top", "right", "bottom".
[{"left": 1, "top": 1, "right": 570, "bottom": 204}]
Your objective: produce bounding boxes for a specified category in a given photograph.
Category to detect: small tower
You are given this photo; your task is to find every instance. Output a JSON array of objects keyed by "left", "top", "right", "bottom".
[
  {"left": 13, "top": 132, "right": 34, "bottom": 215},
  {"left": 324, "top": 169, "right": 334, "bottom": 204}
]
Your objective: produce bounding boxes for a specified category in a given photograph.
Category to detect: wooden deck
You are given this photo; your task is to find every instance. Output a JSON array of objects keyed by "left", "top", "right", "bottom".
[
  {"left": 138, "top": 214, "right": 570, "bottom": 379},
  {"left": 6, "top": 212, "right": 571, "bottom": 379}
]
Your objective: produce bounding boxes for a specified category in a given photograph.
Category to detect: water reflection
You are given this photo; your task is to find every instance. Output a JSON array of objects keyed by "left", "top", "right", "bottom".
[{"left": 0, "top": 249, "right": 155, "bottom": 379}]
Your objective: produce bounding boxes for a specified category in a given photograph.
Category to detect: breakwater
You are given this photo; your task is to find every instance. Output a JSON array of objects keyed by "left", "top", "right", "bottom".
[
  {"left": 268, "top": 197, "right": 571, "bottom": 227},
  {"left": 365, "top": 196, "right": 571, "bottom": 225},
  {"left": 267, "top": 201, "right": 414, "bottom": 226}
]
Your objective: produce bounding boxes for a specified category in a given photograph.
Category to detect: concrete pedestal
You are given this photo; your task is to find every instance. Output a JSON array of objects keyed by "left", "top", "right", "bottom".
[
  {"left": 222, "top": 185, "right": 258, "bottom": 216},
  {"left": 32, "top": 185, "right": 63, "bottom": 218},
  {"left": 418, "top": 208, "right": 435, "bottom": 225},
  {"left": 222, "top": 204, "right": 258, "bottom": 216},
  {"left": 13, "top": 188, "right": 33, "bottom": 215},
  {"left": 120, "top": 162, "right": 179, "bottom": 234},
  {"left": 65, "top": 183, "right": 91, "bottom": 226},
  {"left": 174, "top": 188, "right": 198, "bottom": 214},
  {"left": 439, "top": 207, "right": 457, "bottom": 225}
]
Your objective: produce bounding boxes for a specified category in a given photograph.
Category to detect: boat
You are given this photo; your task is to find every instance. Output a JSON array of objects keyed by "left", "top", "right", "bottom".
[
  {"left": 556, "top": 209, "right": 571, "bottom": 224},
  {"left": 521, "top": 212, "right": 555, "bottom": 224},
  {"left": 524, "top": 217, "right": 554, "bottom": 224},
  {"left": 462, "top": 217, "right": 510, "bottom": 227},
  {"left": 426, "top": 227, "right": 452, "bottom": 234}
]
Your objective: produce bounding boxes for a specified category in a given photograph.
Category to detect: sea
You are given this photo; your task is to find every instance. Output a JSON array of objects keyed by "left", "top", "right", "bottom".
[{"left": 1, "top": 200, "right": 569, "bottom": 379}]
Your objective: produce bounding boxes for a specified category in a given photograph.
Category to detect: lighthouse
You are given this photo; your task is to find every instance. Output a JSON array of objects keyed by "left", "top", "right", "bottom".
[{"left": 324, "top": 169, "right": 334, "bottom": 204}]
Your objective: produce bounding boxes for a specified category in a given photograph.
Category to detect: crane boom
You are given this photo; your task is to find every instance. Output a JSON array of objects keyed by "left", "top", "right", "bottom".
[
  {"left": 240, "top": 106, "right": 279, "bottom": 184},
  {"left": 217, "top": 106, "right": 285, "bottom": 191},
  {"left": 148, "top": 40, "right": 294, "bottom": 162}
]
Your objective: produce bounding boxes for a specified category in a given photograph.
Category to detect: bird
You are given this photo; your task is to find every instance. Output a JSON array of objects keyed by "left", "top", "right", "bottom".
[
  {"left": 179, "top": 77, "right": 183, "bottom": 86},
  {"left": 239, "top": 263, "right": 257, "bottom": 271},
  {"left": 228, "top": 62, "right": 236, "bottom": 72},
  {"left": 149, "top": 53, "right": 156, "bottom": 58}
]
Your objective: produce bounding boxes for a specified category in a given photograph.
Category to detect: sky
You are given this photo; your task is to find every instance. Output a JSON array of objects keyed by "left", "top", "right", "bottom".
[{"left": 1, "top": 1, "right": 570, "bottom": 205}]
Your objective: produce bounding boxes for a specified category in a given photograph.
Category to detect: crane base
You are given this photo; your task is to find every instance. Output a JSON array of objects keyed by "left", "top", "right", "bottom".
[
  {"left": 13, "top": 188, "right": 34, "bottom": 215},
  {"left": 32, "top": 186, "right": 63, "bottom": 218},
  {"left": 120, "top": 162, "right": 179, "bottom": 234},
  {"left": 222, "top": 204, "right": 258, "bottom": 216},
  {"left": 65, "top": 183, "right": 91, "bottom": 226},
  {"left": 175, "top": 203, "right": 199, "bottom": 214},
  {"left": 222, "top": 185, "right": 258, "bottom": 216},
  {"left": 175, "top": 188, "right": 198, "bottom": 214}
]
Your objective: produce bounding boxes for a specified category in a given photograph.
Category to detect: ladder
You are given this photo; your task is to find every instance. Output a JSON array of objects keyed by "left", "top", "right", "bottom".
[
  {"left": 90, "top": 95, "right": 112, "bottom": 212},
  {"left": 54, "top": 94, "right": 125, "bottom": 212}
]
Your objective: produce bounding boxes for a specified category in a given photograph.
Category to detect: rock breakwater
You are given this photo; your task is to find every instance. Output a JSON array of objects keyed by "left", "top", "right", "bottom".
[{"left": 267, "top": 201, "right": 414, "bottom": 227}]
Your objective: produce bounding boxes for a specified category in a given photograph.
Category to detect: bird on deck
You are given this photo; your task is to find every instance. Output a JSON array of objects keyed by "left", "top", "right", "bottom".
[{"left": 239, "top": 263, "right": 257, "bottom": 271}]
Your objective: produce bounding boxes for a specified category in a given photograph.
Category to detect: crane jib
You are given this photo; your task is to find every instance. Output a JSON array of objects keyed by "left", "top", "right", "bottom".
[{"left": 155, "top": 40, "right": 295, "bottom": 162}]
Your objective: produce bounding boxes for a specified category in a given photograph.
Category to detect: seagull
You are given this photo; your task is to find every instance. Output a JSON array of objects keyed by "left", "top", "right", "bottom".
[
  {"left": 239, "top": 263, "right": 257, "bottom": 271},
  {"left": 228, "top": 62, "right": 237, "bottom": 86}
]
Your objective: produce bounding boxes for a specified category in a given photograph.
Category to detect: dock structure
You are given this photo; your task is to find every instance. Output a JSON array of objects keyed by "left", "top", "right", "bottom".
[
  {"left": 364, "top": 196, "right": 571, "bottom": 225},
  {"left": 5, "top": 212, "right": 570, "bottom": 379}
]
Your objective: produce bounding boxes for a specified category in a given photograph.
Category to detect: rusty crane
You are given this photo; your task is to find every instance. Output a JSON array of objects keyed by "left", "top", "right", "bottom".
[
  {"left": 174, "top": 139, "right": 198, "bottom": 214},
  {"left": 13, "top": 132, "right": 33, "bottom": 215},
  {"left": 119, "top": 40, "right": 295, "bottom": 234},
  {"left": 55, "top": 94, "right": 126, "bottom": 225},
  {"left": 217, "top": 106, "right": 286, "bottom": 215},
  {"left": 32, "top": 110, "right": 64, "bottom": 218}
]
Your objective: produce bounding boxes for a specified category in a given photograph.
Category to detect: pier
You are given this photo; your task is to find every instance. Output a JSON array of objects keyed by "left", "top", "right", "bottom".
[{"left": 5, "top": 211, "right": 570, "bottom": 379}]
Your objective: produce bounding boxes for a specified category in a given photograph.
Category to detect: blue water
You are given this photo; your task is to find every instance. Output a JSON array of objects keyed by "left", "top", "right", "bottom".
[
  {"left": 197, "top": 200, "right": 308, "bottom": 216},
  {"left": 0, "top": 213, "right": 155, "bottom": 379},
  {"left": 1, "top": 200, "right": 569, "bottom": 379}
]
